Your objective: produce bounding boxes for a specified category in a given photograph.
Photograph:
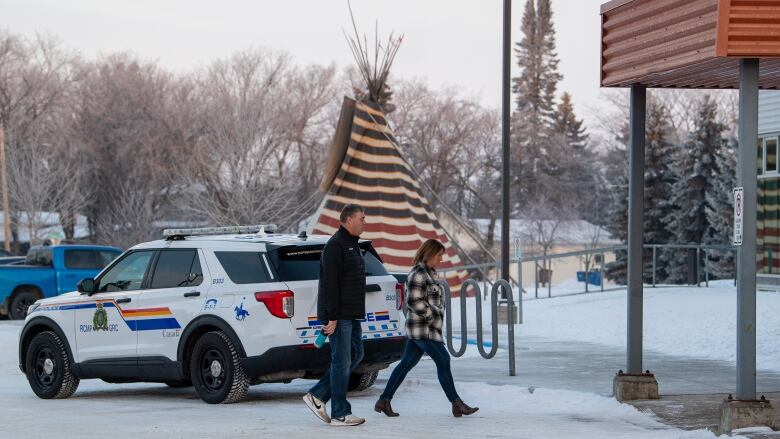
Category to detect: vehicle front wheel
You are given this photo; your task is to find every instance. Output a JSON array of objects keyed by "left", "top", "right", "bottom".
[
  {"left": 25, "top": 331, "right": 79, "bottom": 399},
  {"left": 190, "top": 331, "right": 248, "bottom": 404}
]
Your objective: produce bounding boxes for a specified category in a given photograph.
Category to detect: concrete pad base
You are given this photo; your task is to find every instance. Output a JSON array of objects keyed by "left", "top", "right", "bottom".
[
  {"left": 613, "top": 371, "right": 659, "bottom": 402},
  {"left": 718, "top": 398, "right": 775, "bottom": 435}
]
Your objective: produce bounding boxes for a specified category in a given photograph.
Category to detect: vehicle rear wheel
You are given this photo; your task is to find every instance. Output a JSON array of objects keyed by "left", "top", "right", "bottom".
[
  {"left": 190, "top": 331, "right": 248, "bottom": 404},
  {"left": 10, "top": 289, "right": 39, "bottom": 320},
  {"left": 25, "top": 331, "right": 79, "bottom": 399},
  {"left": 348, "top": 370, "right": 378, "bottom": 392}
]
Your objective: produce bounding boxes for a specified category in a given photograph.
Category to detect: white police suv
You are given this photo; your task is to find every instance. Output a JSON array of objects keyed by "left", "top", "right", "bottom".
[{"left": 18, "top": 225, "right": 407, "bottom": 404}]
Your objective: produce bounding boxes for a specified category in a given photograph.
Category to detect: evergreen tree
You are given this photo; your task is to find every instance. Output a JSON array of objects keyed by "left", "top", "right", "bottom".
[
  {"left": 555, "top": 92, "right": 597, "bottom": 221},
  {"left": 644, "top": 100, "right": 677, "bottom": 282},
  {"left": 603, "top": 126, "right": 629, "bottom": 284},
  {"left": 512, "top": 0, "right": 563, "bottom": 209},
  {"left": 705, "top": 136, "right": 737, "bottom": 279},
  {"left": 555, "top": 92, "right": 588, "bottom": 149},
  {"left": 513, "top": 0, "right": 561, "bottom": 128},
  {"left": 664, "top": 96, "right": 726, "bottom": 283},
  {"left": 604, "top": 101, "right": 676, "bottom": 284}
]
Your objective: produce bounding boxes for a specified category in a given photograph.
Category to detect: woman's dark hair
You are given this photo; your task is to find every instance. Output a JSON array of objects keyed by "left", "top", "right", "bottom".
[{"left": 413, "top": 239, "right": 446, "bottom": 267}]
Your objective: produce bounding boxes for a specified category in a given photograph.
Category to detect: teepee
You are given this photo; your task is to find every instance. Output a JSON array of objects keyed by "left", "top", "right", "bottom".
[{"left": 308, "top": 24, "right": 468, "bottom": 292}]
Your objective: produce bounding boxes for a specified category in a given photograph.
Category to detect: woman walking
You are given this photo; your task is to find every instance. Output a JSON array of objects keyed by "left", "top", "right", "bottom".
[{"left": 374, "top": 239, "right": 478, "bottom": 418}]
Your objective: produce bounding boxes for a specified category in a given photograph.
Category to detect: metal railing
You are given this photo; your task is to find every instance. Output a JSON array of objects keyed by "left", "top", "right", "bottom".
[
  {"left": 436, "top": 243, "right": 737, "bottom": 299},
  {"left": 433, "top": 243, "right": 736, "bottom": 376}
]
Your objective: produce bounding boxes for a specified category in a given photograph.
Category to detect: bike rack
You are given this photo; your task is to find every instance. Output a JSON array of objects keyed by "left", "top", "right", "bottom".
[{"left": 441, "top": 278, "right": 518, "bottom": 376}]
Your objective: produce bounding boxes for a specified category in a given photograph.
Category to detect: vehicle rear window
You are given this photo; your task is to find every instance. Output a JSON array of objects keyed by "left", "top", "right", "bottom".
[
  {"left": 64, "top": 250, "right": 119, "bottom": 269},
  {"left": 214, "top": 252, "right": 270, "bottom": 284},
  {"left": 268, "top": 244, "right": 388, "bottom": 282},
  {"left": 150, "top": 250, "right": 202, "bottom": 289},
  {"left": 26, "top": 248, "right": 53, "bottom": 266}
]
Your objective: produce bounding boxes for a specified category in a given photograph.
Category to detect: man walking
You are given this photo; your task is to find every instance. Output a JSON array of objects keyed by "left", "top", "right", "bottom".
[{"left": 303, "top": 204, "right": 367, "bottom": 426}]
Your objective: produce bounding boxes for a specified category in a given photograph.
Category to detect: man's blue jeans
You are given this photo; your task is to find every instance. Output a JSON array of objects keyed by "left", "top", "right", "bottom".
[
  {"left": 380, "top": 338, "right": 461, "bottom": 403},
  {"left": 308, "top": 319, "right": 364, "bottom": 418}
]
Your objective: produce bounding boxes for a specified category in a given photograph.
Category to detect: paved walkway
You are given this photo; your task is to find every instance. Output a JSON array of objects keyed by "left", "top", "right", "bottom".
[
  {"left": 410, "top": 333, "right": 780, "bottom": 396},
  {"left": 400, "top": 333, "right": 780, "bottom": 437}
]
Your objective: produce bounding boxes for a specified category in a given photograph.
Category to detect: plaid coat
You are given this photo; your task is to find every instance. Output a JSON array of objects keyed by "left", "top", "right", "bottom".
[{"left": 404, "top": 263, "right": 444, "bottom": 342}]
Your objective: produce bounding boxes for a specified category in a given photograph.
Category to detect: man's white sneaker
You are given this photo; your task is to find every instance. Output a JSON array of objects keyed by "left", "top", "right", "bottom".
[
  {"left": 329, "top": 414, "right": 365, "bottom": 426},
  {"left": 303, "top": 393, "right": 330, "bottom": 423}
]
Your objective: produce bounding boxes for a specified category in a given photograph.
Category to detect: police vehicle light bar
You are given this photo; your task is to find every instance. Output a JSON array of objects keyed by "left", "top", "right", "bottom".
[{"left": 163, "top": 224, "right": 277, "bottom": 237}]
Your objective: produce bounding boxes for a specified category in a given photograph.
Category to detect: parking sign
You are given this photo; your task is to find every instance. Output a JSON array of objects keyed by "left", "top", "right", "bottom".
[{"left": 734, "top": 187, "right": 743, "bottom": 246}]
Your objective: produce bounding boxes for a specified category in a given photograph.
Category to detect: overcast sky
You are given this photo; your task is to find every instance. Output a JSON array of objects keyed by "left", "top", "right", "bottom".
[{"left": 3, "top": 0, "right": 608, "bottom": 129}]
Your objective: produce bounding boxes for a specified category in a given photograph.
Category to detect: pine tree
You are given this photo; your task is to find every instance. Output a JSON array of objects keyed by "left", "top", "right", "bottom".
[
  {"left": 604, "top": 124, "right": 630, "bottom": 284},
  {"left": 512, "top": 0, "right": 564, "bottom": 208},
  {"left": 642, "top": 101, "right": 677, "bottom": 282},
  {"left": 514, "top": 0, "right": 540, "bottom": 125},
  {"left": 604, "top": 101, "right": 677, "bottom": 284},
  {"left": 705, "top": 136, "right": 737, "bottom": 278},
  {"left": 664, "top": 96, "right": 726, "bottom": 283},
  {"left": 554, "top": 92, "right": 596, "bottom": 220},
  {"left": 555, "top": 92, "right": 588, "bottom": 149}
]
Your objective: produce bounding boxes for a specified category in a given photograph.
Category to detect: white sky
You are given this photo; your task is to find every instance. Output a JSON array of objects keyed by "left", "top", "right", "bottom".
[{"left": 2, "top": 0, "right": 608, "bottom": 129}]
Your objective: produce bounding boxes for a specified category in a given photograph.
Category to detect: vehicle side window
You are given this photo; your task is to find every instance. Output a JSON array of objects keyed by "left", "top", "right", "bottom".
[
  {"left": 362, "top": 248, "right": 389, "bottom": 276},
  {"left": 26, "top": 249, "right": 53, "bottom": 266},
  {"left": 96, "top": 251, "right": 154, "bottom": 292},
  {"left": 64, "top": 250, "right": 112, "bottom": 269},
  {"left": 267, "top": 246, "right": 323, "bottom": 281},
  {"left": 98, "top": 251, "right": 120, "bottom": 268},
  {"left": 150, "top": 250, "right": 202, "bottom": 289},
  {"left": 214, "top": 252, "right": 270, "bottom": 284}
]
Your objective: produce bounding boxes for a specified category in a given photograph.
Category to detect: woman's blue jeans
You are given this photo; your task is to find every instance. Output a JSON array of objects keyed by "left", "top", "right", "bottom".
[{"left": 380, "top": 338, "right": 460, "bottom": 403}]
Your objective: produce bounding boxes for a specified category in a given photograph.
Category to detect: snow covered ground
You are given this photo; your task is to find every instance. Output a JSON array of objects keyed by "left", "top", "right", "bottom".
[
  {"left": 0, "top": 316, "right": 732, "bottom": 438},
  {"left": 450, "top": 280, "right": 780, "bottom": 372}
]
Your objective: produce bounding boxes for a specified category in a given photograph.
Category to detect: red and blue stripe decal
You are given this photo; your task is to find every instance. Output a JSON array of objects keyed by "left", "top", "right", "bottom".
[{"left": 35, "top": 300, "right": 180, "bottom": 331}]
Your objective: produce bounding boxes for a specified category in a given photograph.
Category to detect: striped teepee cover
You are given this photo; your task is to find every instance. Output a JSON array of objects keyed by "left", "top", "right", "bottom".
[{"left": 309, "top": 97, "right": 468, "bottom": 293}]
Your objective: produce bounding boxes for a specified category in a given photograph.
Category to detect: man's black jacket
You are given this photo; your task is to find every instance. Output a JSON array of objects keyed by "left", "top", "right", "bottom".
[{"left": 317, "top": 225, "right": 366, "bottom": 322}]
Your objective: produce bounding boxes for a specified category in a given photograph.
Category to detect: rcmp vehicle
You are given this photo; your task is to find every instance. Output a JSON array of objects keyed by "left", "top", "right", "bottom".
[{"left": 18, "top": 225, "right": 407, "bottom": 404}]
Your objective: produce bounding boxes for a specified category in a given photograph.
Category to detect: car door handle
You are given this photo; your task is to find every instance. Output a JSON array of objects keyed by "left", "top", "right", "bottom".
[
  {"left": 116, "top": 298, "right": 131, "bottom": 304},
  {"left": 184, "top": 291, "right": 201, "bottom": 298},
  {"left": 365, "top": 284, "right": 381, "bottom": 292}
]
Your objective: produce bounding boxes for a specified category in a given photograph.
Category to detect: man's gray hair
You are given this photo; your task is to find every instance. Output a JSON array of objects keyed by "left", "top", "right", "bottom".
[{"left": 340, "top": 204, "right": 364, "bottom": 223}]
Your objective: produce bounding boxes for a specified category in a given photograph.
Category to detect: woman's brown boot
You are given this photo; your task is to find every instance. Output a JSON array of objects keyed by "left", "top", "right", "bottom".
[
  {"left": 374, "top": 398, "right": 399, "bottom": 417},
  {"left": 452, "top": 399, "right": 479, "bottom": 417}
]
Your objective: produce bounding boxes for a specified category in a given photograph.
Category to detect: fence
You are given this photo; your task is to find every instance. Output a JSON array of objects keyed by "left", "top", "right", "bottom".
[
  {"left": 436, "top": 243, "right": 737, "bottom": 299},
  {"left": 435, "top": 243, "right": 736, "bottom": 375}
]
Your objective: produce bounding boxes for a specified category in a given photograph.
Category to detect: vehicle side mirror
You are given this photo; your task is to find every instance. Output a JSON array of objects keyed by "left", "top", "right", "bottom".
[{"left": 77, "top": 278, "right": 96, "bottom": 294}]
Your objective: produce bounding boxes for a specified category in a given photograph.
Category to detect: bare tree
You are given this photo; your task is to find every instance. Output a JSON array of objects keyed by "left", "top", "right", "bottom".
[
  {"left": 523, "top": 197, "right": 574, "bottom": 286},
  {"left": 175, "top": 49, "right": 337, "bottom": 231},
  {"left": 0, "top": 32, "right": 75, "bottom": 250},
  {"left": 7, "top": 138, "right": 90, "bottom": 245},
  {"left": 70, "top": 54, "right": 184, "bottom": 243}
]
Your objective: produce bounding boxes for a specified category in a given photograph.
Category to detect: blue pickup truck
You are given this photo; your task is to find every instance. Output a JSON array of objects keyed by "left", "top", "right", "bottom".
[{"left": 0, "top": 244, "right": 122, "bottom": 319}]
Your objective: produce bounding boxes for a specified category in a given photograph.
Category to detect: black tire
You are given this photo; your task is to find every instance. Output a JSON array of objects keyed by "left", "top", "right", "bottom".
[
  {"left": 10, "top": 289, "right": 39, "bottom": 320},
  {"left": 190, "top": 331, "right": 248, "bottom": 404},
  {"left": 348, "top": 370, "right": 378, "bottom": 392},
  {"left": 25, "top": 331, "right": 79, "bottom": 399},
  {"left": 164, "top": 380, "right": 192, "bottom": 388}
]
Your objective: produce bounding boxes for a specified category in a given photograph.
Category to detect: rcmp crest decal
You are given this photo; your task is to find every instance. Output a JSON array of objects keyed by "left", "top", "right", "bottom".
[{"left": 92, "top": 302, "right": 109, "bottom": 331}]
